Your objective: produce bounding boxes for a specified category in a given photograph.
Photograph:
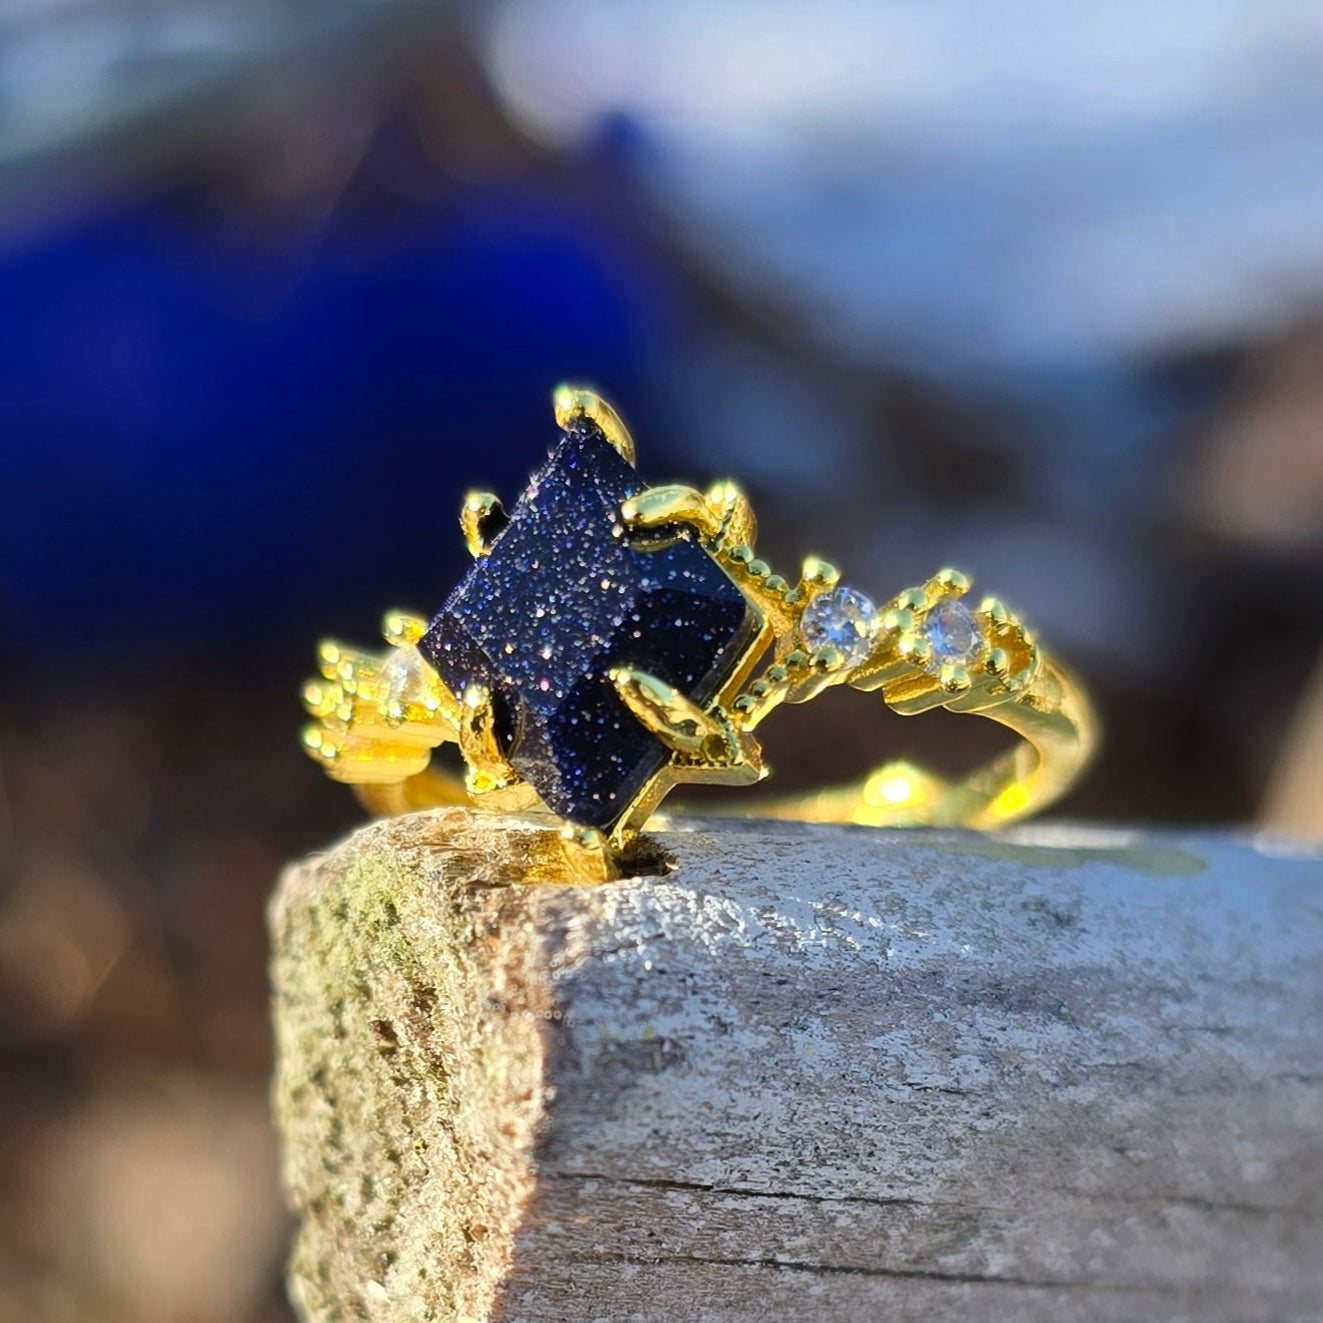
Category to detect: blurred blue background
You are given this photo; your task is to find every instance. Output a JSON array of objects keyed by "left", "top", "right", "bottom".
[{"left": 2, "top": 3, "right": 1323, "bottom": 1319}]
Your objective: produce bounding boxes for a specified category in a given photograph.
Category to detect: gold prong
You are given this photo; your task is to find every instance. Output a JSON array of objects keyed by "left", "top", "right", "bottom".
[
  {"left": 458, "top": 684, "right": 520, "bottom": 795},
  {"left": 979, "top": 596, "right": 1010, "bottom": 627},
  {"left": 316, "top": 640, "right": 341, "bottom": 680},
  {"left": 926, "top": 567, "right": 970, "bottom": 602},
  {"left": 986, "top": 647, "right": 1010, "bottom": 681},
  {"left": 810, "top": 644, "right": 846, "bottom": 673},
  {"left": 553, "top": 383, "right": 636, "bottom": 465},
  {"left": 318, "top": 643, "right": 375, "bottom": 690},
  {"left": 609, "top": 666, "right": 725, "bottom": 757},
  {"left": 619, "top": 485, "right": 721, "bottom": 539},
  {"left": 801, "top": 555, "right": 840, "bottom": 591},
  {"left": 896, "top": 632, "right": 932, "bottom": 668},
  {"left": 302, "top": 679, "right": 342, "bottom": 719},
  {"left": 939, "top": 663, "right": 971, "bottom": 694},
  {"left": 382, "top": 611, "right": 427, "bottom": 647},
  {"left": 460, "top": 491, "right": 508, "bottom": 557},
  {"left": 705, "top": 478, "right": 757, "bottom": 546},
  {"left": 881, "top": 606, "right": 915, "bottom": 635},
  {"left": 784, "top": 644, "right": 848, "bottom": 704},
  {"left": 556, "top": 823, "right": 619, "bottom": 883}
]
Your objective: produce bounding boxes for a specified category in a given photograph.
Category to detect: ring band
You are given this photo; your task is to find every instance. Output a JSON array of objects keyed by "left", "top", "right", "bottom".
[{"left": 302, "top": 386, "right": 1098, "bottom": 878}]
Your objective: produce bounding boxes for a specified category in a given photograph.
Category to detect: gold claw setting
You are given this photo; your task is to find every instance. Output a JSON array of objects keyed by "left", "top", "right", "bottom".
[
  {"left": 302, "top": 384, "right": 1098, "bottom": 879},
  {"left": 302, "top": 614, "right": 457, "bottom": 784}
]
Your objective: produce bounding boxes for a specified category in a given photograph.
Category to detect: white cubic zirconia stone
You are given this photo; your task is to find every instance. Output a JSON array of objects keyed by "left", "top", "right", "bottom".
[
  {"left": 379, "top": 643, "right": 430, "bottom": 713},
  {"left": 923, "top": 600, "right": 984, "bottom": 672},
  {"left": 799, "top": 586, "right": 879, "bottom": 667}
]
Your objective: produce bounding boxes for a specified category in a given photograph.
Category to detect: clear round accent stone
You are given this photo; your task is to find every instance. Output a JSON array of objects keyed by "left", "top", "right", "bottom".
[
  {"left": 923, "top": 600, "right": 984, "bottom": 672},
  {"left": 799, "top": 586, "right": 879, "bottom": 667},
  {"left": 378, "top": 643, "right": 429, "bottom": 713}
]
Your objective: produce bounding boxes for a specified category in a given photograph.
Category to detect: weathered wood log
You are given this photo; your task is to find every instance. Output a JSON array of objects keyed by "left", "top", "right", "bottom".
[{"left": 270, "top": 809, "right": 1323, "bottom": 1323}]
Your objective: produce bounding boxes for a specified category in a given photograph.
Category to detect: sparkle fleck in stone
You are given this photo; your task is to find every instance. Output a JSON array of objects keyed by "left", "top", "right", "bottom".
[
  {"left": 923, "top": 600, "right": 984, "bottom": 671},
  {"left": 420, "top": 424, "right": 760, "bottom": 830},
  {"left": 799, "top": 586, "right": 878, "bottom": 667}
]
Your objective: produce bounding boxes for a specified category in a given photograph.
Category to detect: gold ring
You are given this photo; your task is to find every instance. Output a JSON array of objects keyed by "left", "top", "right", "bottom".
[{"left": 302, "top": 385, "right": 1098, "bottom": 879}]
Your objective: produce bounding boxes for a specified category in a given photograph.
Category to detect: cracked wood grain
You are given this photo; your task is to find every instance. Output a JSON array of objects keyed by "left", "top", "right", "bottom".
[{"left": 270, "top": 810, "right": 1323, "bottom": 1323}]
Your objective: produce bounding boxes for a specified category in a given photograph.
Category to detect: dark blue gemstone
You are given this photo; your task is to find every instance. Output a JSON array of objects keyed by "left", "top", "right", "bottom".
[{"left": 420, "top": 424, "right": 760, "bottom": 830}]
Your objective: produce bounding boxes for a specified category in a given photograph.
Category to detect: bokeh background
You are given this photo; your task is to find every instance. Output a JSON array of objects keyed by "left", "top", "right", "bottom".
[{"left": 3, "top": 3, "right": 1323, "bottom": 1320}]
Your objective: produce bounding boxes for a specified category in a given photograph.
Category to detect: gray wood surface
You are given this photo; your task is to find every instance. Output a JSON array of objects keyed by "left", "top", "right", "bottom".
[{"left": 270, "top": 810, "right": 1323, "bottom": 1322}]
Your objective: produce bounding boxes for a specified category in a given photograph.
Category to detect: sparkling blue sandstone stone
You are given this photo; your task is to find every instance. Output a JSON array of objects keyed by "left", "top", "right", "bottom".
[{"left": 420, "top": 424, "right": 760, "bottom": 831}]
